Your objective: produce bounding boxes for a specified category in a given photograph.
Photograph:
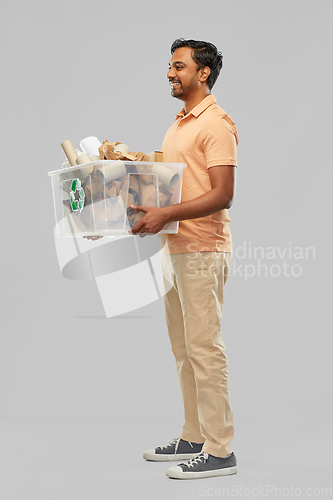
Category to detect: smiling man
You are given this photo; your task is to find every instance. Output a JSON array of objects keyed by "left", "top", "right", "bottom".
[{"left": 133, "top": 38, "right": 239, "bottom": 480}]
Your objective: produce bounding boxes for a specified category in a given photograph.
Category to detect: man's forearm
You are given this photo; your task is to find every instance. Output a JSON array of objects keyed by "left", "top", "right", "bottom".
[{"left": 164, "top": 187, "right": 233, "bottom": 223}]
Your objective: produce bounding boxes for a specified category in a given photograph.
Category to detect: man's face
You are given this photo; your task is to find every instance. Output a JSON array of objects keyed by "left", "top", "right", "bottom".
[{"left": 167, "top": 46, "right": 202, "bottom": 101}]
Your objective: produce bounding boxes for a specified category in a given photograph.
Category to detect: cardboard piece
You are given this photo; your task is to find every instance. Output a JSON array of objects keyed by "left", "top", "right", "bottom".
[
  {"left": 139, "top": 180, "right": 156, "bottom": 206},
  {"left": 154, "top": 151, "right": 163, "bottom": 162}
]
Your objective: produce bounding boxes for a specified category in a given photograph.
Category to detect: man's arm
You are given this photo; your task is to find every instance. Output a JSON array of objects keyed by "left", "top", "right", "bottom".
[
  {"left": 167, "top": 164, "right": 235, "bottom": 220},
  {"left": 130, "top": 165, "right": 235, "bottom": 235}
]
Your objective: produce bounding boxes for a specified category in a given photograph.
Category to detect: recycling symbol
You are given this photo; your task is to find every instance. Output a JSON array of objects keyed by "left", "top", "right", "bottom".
[{"left": 70, "top": 178, "right": 85, "bottom": 212}]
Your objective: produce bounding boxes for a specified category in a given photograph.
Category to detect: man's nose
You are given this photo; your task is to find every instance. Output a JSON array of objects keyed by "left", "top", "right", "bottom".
[{"left": 167, "top": 67, "right": 176, "bottom": 79}]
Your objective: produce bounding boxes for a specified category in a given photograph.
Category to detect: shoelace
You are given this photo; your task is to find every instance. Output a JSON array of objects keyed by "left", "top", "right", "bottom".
[
  {"left": 158, "top": 437, "right": 194, "bottom": 453},
  {"left": 158, "top": 437, "right": 180, "bottom": 452},
  {"left": 182, "top": 451, "right": 209, "bottom": 468}
]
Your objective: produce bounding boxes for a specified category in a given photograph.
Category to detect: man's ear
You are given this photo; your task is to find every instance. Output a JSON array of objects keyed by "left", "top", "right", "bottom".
[{"left": 199, "top": 66, "right": 211, "bottom": 83}]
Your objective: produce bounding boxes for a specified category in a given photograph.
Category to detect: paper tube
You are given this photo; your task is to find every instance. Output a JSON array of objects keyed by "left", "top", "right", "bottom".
[
  {"left": 151, "top": 164, "right": 179, "bottom": 188},
  {"left": 74, "top": 153, "right": 94, "bottom": 176},
  {"left": 79, "top": 136, "right": 102, "bottom": 156},
  {"left": 96, "top": 161, "right": 127, "bottom": 183},
  {"left": 76, "top": 153, "right": 92, "bottom": 165},
  {"left": 61, "top": 140, "right": 78, "bottom": 166}
]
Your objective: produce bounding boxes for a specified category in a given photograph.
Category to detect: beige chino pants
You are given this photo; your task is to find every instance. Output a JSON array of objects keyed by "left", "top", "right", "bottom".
[{"left": 161, "top": 251, "right": 234, "bottom": 458}]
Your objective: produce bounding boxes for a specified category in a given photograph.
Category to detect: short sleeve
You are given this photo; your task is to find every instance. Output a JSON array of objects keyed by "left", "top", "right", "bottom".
[{"left": 202, "top": 113, "right": 239, "bottom": 168}]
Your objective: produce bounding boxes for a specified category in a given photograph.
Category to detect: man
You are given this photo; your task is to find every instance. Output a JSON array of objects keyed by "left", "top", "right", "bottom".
[{"left": 131, "top": 38, "right": 238, "bottom": 480}]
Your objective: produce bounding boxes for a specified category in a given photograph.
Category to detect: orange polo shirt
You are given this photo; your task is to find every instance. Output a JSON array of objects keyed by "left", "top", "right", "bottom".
[{"left": 161, "top": 94, "right": 239, "bottom": 254}]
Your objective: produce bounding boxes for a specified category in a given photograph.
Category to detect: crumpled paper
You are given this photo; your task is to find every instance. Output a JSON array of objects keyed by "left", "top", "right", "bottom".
[{"left": 98, "top": 141, "right": 151, "bottom": 163}]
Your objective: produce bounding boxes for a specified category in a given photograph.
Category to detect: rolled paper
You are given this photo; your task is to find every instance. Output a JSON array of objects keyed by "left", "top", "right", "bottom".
[
  {"left": 76, "top": 153, "right": 93, "bottom": 165},
  {"left": 79, "top": 136, "right": 102, "bottom": 156},
  {"left": 151, "top": 164, "right": 179, "bottom": 188},
  {"left": 73, "top": 153, "right": 94, "bottom": 177},
  {"left": 113, "top": 143, "right": 130, "bottom": 155},
  {"left": 90, "top": 155, "right": 101, "bottom": 162},
  {"left": 61, "top": 140, "right": 78, "bottom": 166},
  {"left": 96, "top": 161, "right": 127, "bottom": 183}
]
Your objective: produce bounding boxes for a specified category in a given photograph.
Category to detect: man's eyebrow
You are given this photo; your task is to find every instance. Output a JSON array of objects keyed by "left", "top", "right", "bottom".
[{"left": 168, "top": 60, "right": 187, "bottom": 67}]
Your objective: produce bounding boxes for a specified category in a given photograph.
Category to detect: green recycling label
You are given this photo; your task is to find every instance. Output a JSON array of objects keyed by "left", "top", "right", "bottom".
[{"left": 70, "top": 178, "right": 85, "bottom": 212}]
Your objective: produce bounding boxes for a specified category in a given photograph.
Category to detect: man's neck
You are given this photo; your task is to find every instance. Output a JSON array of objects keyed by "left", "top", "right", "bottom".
[{"left": 183, "top": 90, "right": 211, "bottom": 115}]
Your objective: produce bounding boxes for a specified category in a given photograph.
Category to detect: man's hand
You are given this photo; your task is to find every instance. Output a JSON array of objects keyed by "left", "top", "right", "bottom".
[
  {"left": 130, "top": 205, "right": 170, "bottom": 236},
  {"left": 83, "top": 236, "right": 104, "bottom": 241}
]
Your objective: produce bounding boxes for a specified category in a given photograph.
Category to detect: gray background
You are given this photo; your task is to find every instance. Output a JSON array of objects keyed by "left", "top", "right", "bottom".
[{"left": 1, "top": 0, "right": 332, "bottom": 499}]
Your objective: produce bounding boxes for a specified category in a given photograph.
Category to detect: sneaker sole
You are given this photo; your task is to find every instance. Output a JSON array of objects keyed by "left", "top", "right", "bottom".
[
  {"left": 143, "top": 450, "right": 202, "bottom": 462},
  {"left": 166, "top": 465, "right": 238, "bottom": 479}
]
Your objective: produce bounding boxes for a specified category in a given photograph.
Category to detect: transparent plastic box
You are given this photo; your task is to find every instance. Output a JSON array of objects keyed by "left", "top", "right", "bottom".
[{"left": 48, "top": 160, "right": 186, "bottom": 237}]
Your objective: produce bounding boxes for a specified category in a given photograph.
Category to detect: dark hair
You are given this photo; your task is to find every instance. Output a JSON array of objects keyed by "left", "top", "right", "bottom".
[{"left": 170, "top": 38, "right": 223, "bottom": 90}]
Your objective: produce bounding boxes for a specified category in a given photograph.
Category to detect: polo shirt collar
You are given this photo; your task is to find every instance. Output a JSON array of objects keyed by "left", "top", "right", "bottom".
[{"left": 176, "top": 94, "right": 216, "bottom": 120}]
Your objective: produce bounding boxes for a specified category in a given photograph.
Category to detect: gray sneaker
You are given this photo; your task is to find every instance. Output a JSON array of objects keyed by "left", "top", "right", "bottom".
[
  {"left": 166, "top": 451, "right": 237, "bottom": 479},
  {"left": 143, "top": 437, "right": 204, "bottom": 462}
]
